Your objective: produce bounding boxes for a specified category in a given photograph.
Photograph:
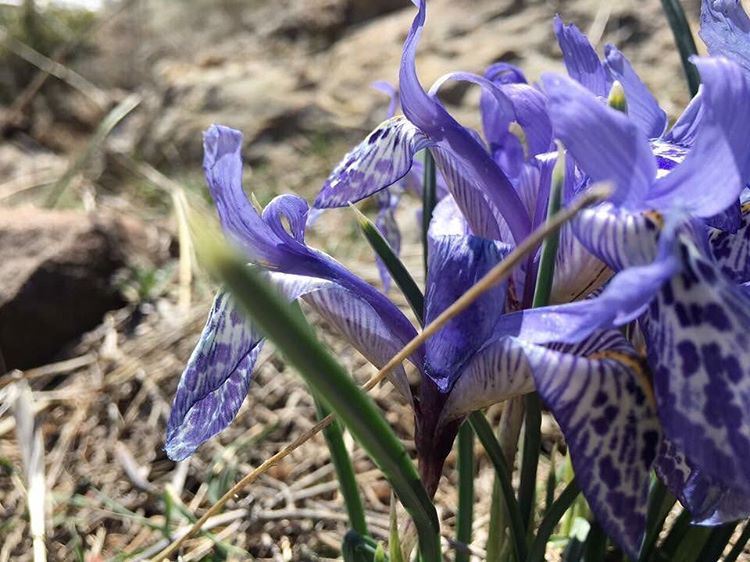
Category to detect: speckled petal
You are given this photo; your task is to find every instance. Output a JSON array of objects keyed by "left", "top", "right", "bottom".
[
  {"left": 646, "top": 236, "right": 750, "bottom": 496},
  {"left": 314, "top": 116, "right": 432, "bottom": 209},
  {"left": 528, "top": 330, "right": 660, "bottom": 559},
  {"left": 708, "top": 202, "right": 750, "bottom": 283}
]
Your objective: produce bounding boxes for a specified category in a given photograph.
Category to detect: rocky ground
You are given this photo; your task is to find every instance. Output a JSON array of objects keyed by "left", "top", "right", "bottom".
[{"left": 2, "top": 0, "right": 744, "bottom": 560}]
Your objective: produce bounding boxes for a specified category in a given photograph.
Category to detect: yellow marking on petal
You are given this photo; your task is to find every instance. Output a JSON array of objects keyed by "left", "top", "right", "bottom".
[
  {"left": 643, "top": 210, "right": 664, "bottom": 229},
  {"left": 588, "top": 350, "right": 656, "bottom": 410}
]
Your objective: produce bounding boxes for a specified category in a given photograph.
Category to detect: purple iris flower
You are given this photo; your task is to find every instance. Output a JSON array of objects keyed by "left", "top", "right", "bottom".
[
  {"left": 167, "top": 1, "right": 750, "bottom": 558},
  {"left": 311, "top": 1, "right": 750, "bottom": 554},
  {"left": 701, "top": 0, "right": 750, "bottom": 74}
]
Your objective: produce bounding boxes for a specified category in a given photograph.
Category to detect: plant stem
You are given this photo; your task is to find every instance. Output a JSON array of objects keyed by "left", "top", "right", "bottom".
[
  {"left": 469, "top": 411, "right": 527, "bottom": 562},
  {"left": 527, "top": 479, "right": 581, "bottom": 562},
  {"left": 455, "top": 422, "right": 474, "bottom": 562},
  {"left": 660, "top": 0, "right": 701, "bottom": 96}
]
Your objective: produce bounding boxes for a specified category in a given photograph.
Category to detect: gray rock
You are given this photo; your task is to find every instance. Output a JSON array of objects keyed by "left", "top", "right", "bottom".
[{"left": 0, "top": 207, "right": 163, "bottom": 371}]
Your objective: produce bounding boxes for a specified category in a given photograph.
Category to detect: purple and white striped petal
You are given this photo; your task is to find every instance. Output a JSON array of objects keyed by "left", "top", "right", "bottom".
[
  {"left": 604, "top": 45, "right": 667, "bottom": 139},
  {"left": 314, "top": 116, "right": 432, "bottom": 209},
  {"left": 553, "top": 16, "right": 611, "bottom": 97},
  {"left": 423, "top": 234, "right": 511, "bottom": 392},
  {"left": 541, "top": 73, "right": 657, "bottom": 210},
  {"left": 700, "top": 0, "right": 750, "bottom": 73},
  {"left": 656, "top": 439, "right": 750, "bottom": 525},
  {"left": 166, "top": 291, "right": 265, "bottom": 461},
  {"left": 645, "top": 236, "right": 750, "bottom": 497},
  {"left": 646, "top": 58, "right": 750, "bottom": 217},
  {"left": 528, "top": 330, "right": 660, "bottom": 559},
  {"left": 708, "top": 202, "right": 750, "bottom": 283},
  {"left": 302, "top": 284, "right": 415, "bottom": 402}
]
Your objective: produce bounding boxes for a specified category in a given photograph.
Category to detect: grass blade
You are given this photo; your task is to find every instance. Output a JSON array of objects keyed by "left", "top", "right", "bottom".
[
  {"left": 469, "top": 411, "right": 527, "bottom": 562},
  {"left": 527, "top": 479, "right": 581, "bottom": 562},
  {"left": 455, "top": 421, "right": 475, "bottom": 562},
  {"left": 314, "top": 396, "right": 369, "bottom": 537},
  {"left": 351, "top": 205, "right": 424, "bottom": 324},
  {"left": 422, "top": 148, "right": 437, "bottom": 275},
  {"left": 202, "top": 235, "right": 441, "bottom": 560},
  {"left": 660, "top": 0, "right": 701, "bottom": 96},
  {"left": 519, "top": 147, "right": 566, "bottom": 531},
  {"left": 638, "top": 476, "right": 675, "bottom": 562}
]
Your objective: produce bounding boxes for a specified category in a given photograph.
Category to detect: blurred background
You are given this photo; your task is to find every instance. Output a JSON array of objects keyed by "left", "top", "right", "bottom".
[{"left": 0, "top": 0, "right": 706, "bottom": 559}]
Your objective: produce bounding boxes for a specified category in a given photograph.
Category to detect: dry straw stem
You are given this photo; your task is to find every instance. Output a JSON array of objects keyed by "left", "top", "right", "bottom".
[{"left": 152, "top": 183, "right": 612, "bottom": 561}]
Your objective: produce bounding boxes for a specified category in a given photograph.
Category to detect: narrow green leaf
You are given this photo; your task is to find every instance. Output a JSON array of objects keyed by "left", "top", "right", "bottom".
[
  {"left": 351, "top": 205, "right": 424, "bottom": 324},
  {"left": 638, "top": 476, "right": 676, "bottom": 562},
  {"left": 389, "top": 493, "right": 406, "bottom": 562},
  {"left": 544, "top": 448, "right": 557, "bottom": 516},
  {"left": 204, "top": 236, "right": 441, "bottom": 560},
  {"left": 469, "top": 411, "right": 528, "bottom": 562},
  {"left": 314, "top": 396, "right": 369, "bottom": 537},
  {"left": 660, "top": 0, "right": 701, "bottom": 96},
  {"left": 670, "top": 525, "right": 711, "bottom": 562},
  {"left": 519, "top": 146, "right": 566, "bottom": 533},
  {"left": 527, "top": 479, "right": 581, "bottom": 562},
  {"left": 696, "top": 523, "right": 738, "bottom": 562},
  {"left": 455, "top": 422, "right": 475, "bottom": 562},
  {"left": 422, "top": 148, "right": 437, "bottom": 276},
  {"left": 725, "top": 520, "right": 750, "bottom": 562},
  {"left": 656, "top": 509, "right": 692, "bottom": 560}
]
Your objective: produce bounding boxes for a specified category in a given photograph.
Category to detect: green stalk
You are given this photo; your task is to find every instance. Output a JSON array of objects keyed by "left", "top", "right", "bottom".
[
  {"left": 422, "top": 148, "right": 437, "bottom": 276},
  {"left": 583, "top": 521, "right": 608, "bottom": 562},
  {"left": 519, "top": 147, "right": 566, "bottom": 532},
  {"left": 314, "top": 397, "right": 369, "bottom": 537},
  {"left": 469, "top": 411, "right": 527, "bottom": 562},
  {"left": 660, "top": 0, "right": 701, "bottom": 96},
  {"left": 202, "top": 235, "right": 441, "bottom": 560},
  {"left": 527, "top": 479, "right": 581, "bottom": 562},
  {"left": 351, "top": 205, "right": 424, "bottom": 324},
  {"left": 455, "top": 422, "right": 475, "bottom": 562}
]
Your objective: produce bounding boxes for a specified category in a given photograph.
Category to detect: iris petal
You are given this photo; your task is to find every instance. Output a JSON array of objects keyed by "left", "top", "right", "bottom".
[
  {"left": 423, "top": 234, "right": 511, "bottom": 391},
  {"left": 314, "top": 116, "right": 432, "bottom": 209},
  {"left": 708, "top": 203, "right": 750, "bottom": 282},
  {"left": 553, "top": 16, "right": 611, "bottom": 97},
  {"left": 528, "top": 331, "right": 660, "bottom": 559},
  {"left": 656, "top": 439, "right": 750, "bottom": 525},
  {"left": 645, "top": 236, "right": 750, "bottom": 497},
  {"left": 647, "top": 57, "right": 750, "bottom": 217},
  {"left": 541, "top": 73, "right": 657, "bottom": 210},
  {"left": 700, "top": 0, "right": 750, "bottom": 72},
  {"left": 399, "top": 0, "right": 531, "bottom": 243}
]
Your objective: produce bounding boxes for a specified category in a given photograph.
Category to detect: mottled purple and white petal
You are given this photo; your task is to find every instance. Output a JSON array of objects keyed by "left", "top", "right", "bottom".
[
  {"left": 656, "top": 440, "right": 750, "bottom": 525},
  {"left": 708, "top": 202, "right": 750, "bottom": 283},
  {"left": 314, "top": 116, "right": 432, "bottom": 209},
  {"left": 166, "top": 291, "right": 265, "bottom": 461},
  {"left": 529, "top": 331, "right": 660, "bottom": 558},
  {"left": 700, "top": 0, "right": 750, "bottom": 72},
  {"left": 645, "top": 236, "right": 750, "bottom": 496},
  {"left": 604, "top": 45, "right": 667, "bottom": 138}
]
